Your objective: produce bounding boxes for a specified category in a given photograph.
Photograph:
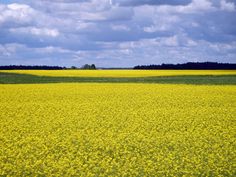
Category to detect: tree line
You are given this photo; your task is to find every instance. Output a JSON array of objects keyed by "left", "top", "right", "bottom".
[
  {"left": 0, "top": 64, "right": 97, "bottom": 70},
  {"left": 134, "top": 62, "right": 236, "bottom": 70},
  {"left": 0, "top": 65, "right": 66, "bottom": 70},
  {"left": 1, "top": 62, "right": 236, "bottom": 70}
]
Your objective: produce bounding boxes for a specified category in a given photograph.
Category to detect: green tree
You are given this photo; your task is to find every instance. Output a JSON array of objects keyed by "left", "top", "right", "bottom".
[{"left": 81, "top": 64, "right": 96, "bottom": 70}]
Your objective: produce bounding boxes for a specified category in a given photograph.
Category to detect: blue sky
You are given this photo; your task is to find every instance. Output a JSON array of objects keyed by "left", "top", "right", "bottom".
[{"left": 0, "top": 0, "right": 235, "bottom": 67}]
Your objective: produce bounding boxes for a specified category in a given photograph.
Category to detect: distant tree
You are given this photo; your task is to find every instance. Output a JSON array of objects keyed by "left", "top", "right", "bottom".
[
  {"left": 91, "top": 64, "right": 96, "bottom": 70},
  {"left": 81, "top": 64, "right": 96, "bottom": 70},
  {"left": 71, "top": 66, "right": 77, "bottom": 69},
  {"left": 82, "top": 64, "right": 90, "bottom": 69}
]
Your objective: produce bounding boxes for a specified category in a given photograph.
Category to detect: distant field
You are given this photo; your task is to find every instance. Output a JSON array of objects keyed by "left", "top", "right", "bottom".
[
  {"left": 0, "top": 70, "right": 235, "bottom": 176},
  {"left": 1, "top": 70, "right": 236, "bottom": 85},
  {"left": 1, "top": 69, "right": 236, "bottom": 77}
]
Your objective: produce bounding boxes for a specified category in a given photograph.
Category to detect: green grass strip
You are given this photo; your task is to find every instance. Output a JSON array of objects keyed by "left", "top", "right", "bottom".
[{"left": 0, "top": 72, "right": 236, "bottom": 85}]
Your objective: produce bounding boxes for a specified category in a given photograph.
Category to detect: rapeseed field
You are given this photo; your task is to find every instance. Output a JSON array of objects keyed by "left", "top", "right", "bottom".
[
  {"left": 2, "top": 69, "right": 236, "bottom": 77},
  {"left": 0, "top": 82, "right": 235, "bottom": 176}
]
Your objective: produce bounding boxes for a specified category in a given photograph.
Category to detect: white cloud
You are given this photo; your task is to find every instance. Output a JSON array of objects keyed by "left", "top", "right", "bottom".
[
  {"left": 111, "top": 24, "right": 130, "bottom": 31},
  {"left": 143, "top": 15, "right": 180, "bottom": 33},
  {"left": 0, "top": 43, "right": 27, "bottom": 57},
  {"left": 220, "top": 0, "right": 235, "bottom": 11},
  {"left": 0, "top": 3, "right": 35, "bottom": 25},
  {"left": 153, "top": 0, "right": 216, "bottom": 14},
  {"left": 7, "top": 3, "right": 30, "bottom": 10},
  {"left": 161, "top": 35, "right": 179, "bottom": 47},
  {"left": 0, "top": 0, "right": 236, "bottom": 67},
  {"left": 10, "top": 27, "right": 59, "bottom": 37}
]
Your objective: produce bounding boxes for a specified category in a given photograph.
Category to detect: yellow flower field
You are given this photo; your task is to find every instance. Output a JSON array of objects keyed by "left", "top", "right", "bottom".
[
  {"left": 0, "top": 83, "right": 235, "bottom": 176},
  {"left": 1, "top": 69, "right": 236, "bottom": 77}
]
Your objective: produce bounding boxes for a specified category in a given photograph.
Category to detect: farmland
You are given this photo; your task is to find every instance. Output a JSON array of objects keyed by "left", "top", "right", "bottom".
[
  {"left": 1, "top": 69, "right": 236, "bottom": 77},
  {"left": 0, "top": 70, "right": 236, "bottom": 85},
  {"left": 0, "top": 70, "right": 236, "bottom": 176}
]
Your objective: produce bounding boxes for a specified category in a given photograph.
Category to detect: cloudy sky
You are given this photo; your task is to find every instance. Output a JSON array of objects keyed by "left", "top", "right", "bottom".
[{"left": 0, "top": 0, "right": 236, "bottom": 67}]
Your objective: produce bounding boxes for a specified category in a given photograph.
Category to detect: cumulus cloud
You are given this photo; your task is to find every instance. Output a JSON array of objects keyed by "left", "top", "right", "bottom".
[
  {"left": 0, "top": 3, "right": 35, "bottom": 26},
  {"left": 0, "top": 0, "right": 236, "bottom": 67}
]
